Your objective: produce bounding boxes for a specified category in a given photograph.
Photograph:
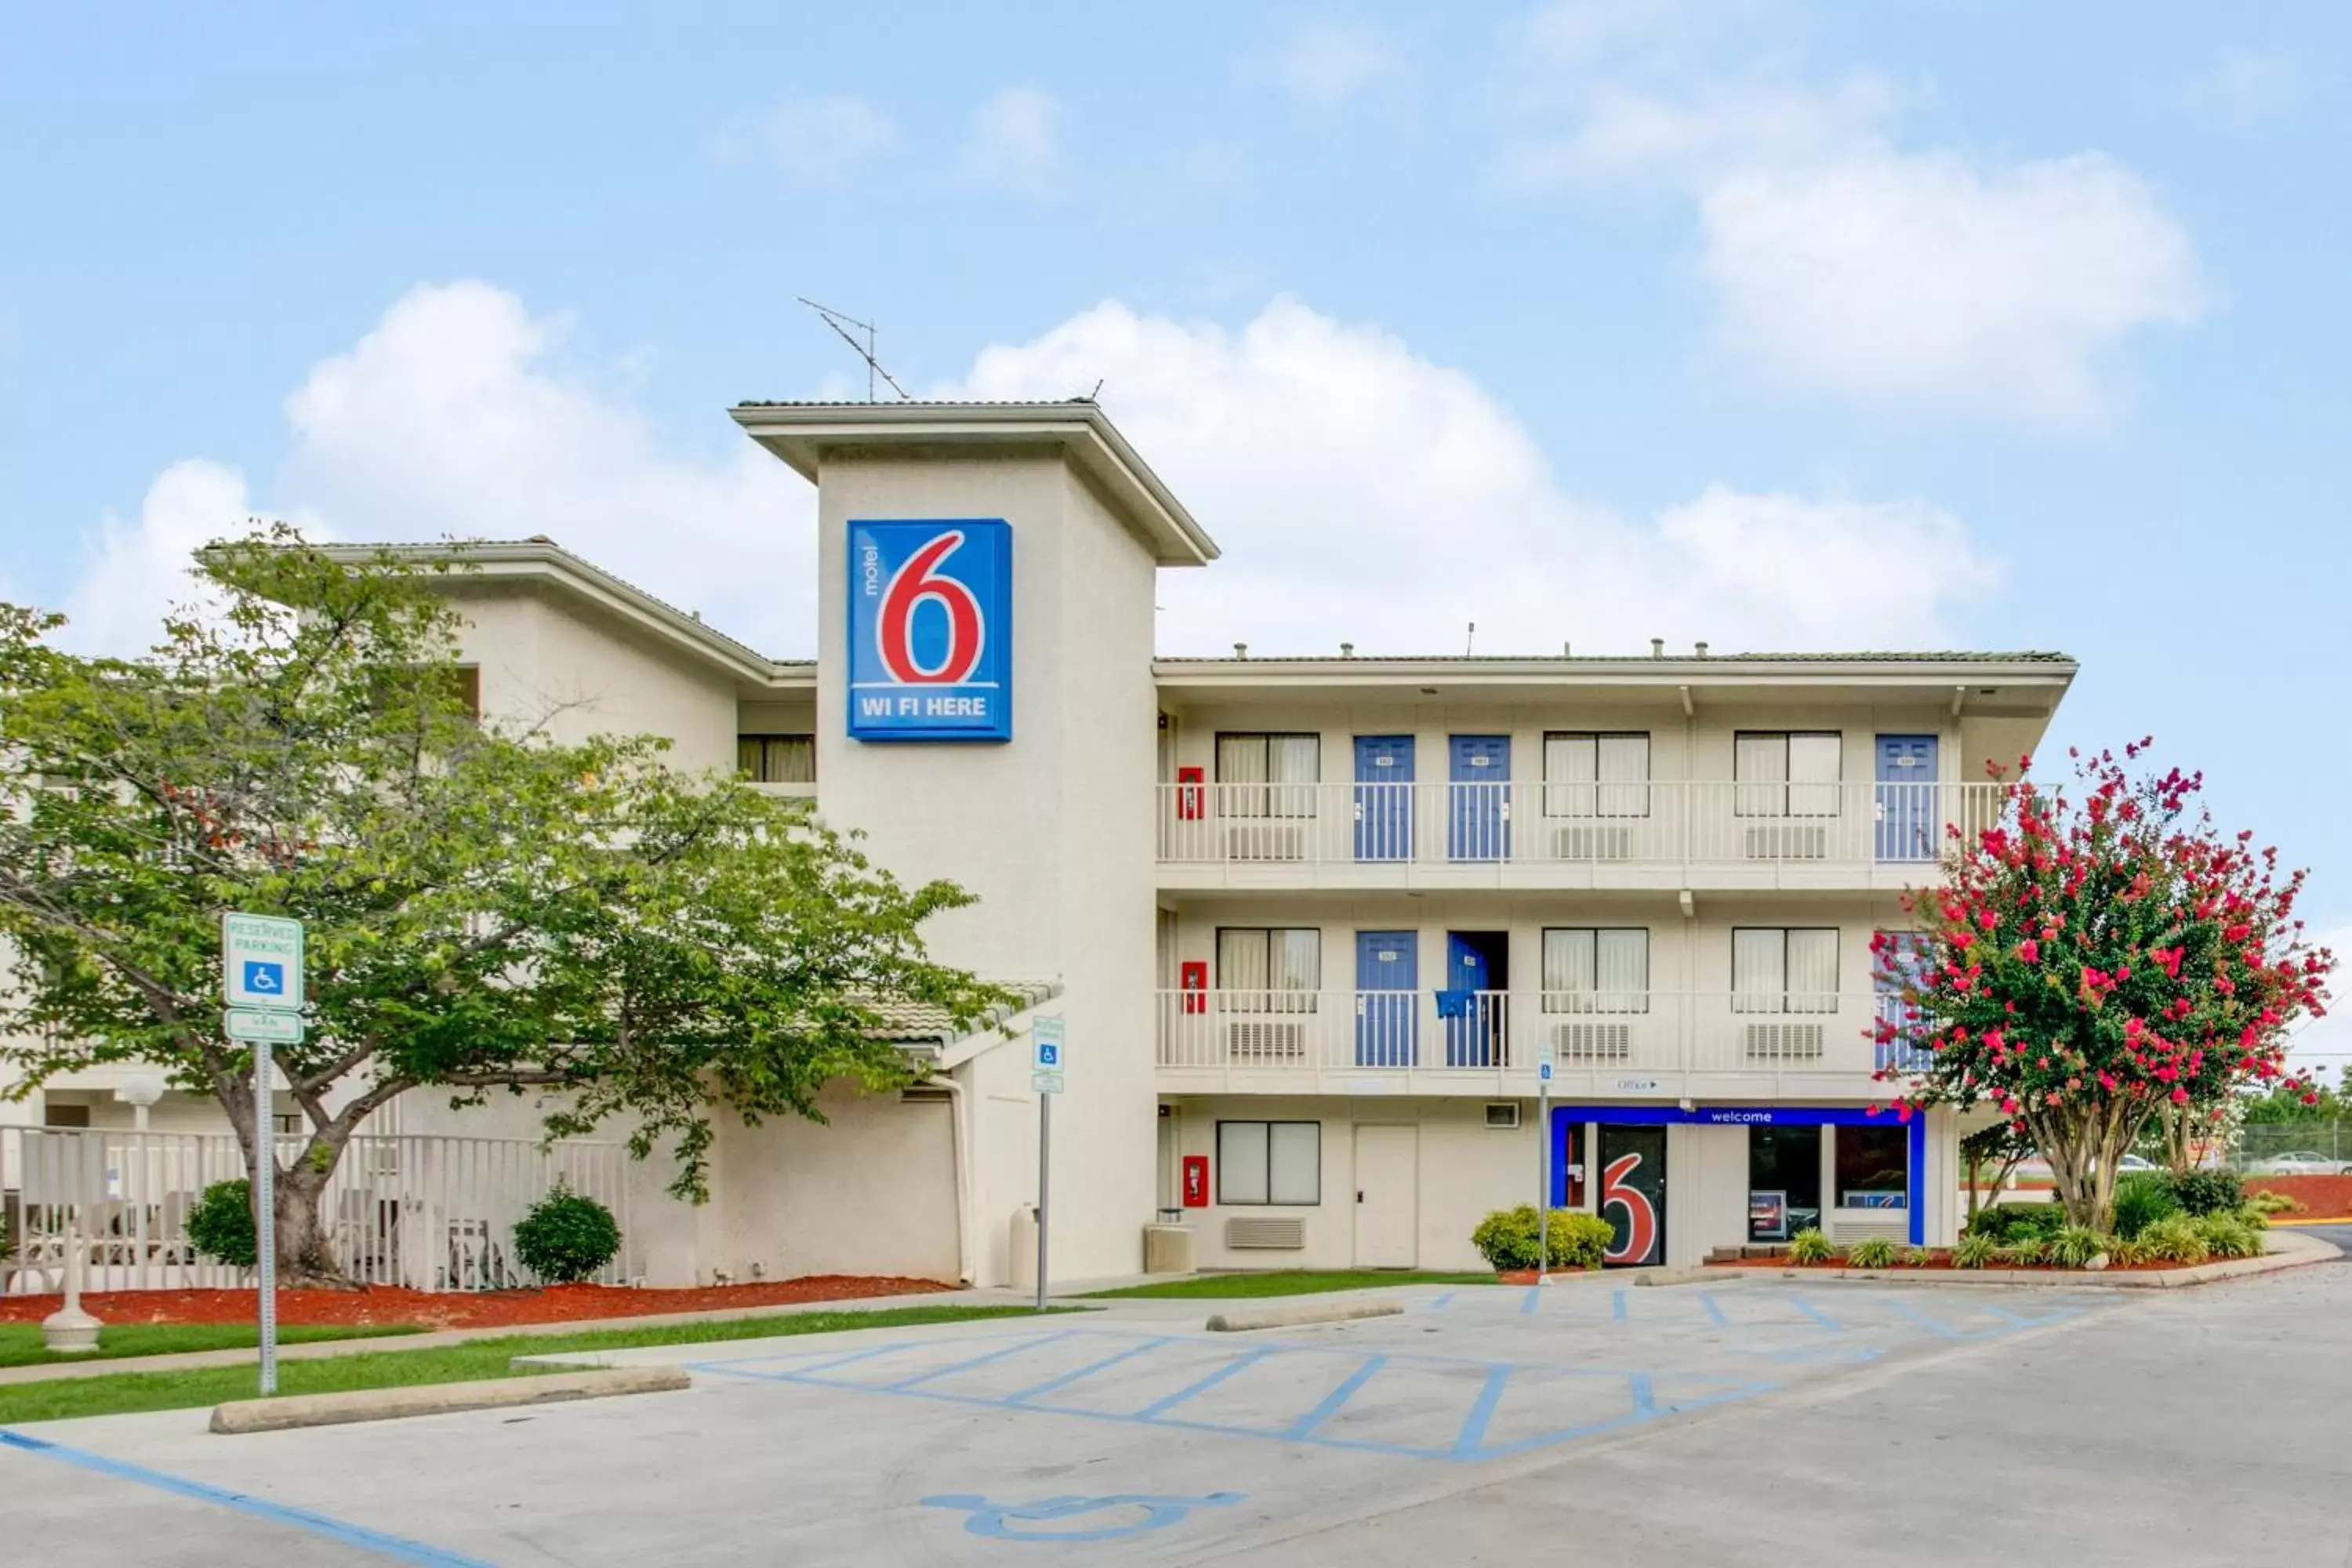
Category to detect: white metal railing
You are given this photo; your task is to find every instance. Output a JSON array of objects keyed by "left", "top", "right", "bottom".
[
  {"left": 1154, "top": 990, "right": 1933, "bottom": 1089},
  {"left": 1, "top": 1127, "right": 633, "bottom": 1295},
  {"left": 1156, "top": 780, "right": 2004, "bottom": 870}
]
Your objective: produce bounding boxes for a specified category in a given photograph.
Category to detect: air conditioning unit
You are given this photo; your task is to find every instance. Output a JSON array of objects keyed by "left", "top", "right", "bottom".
[
  {"left": 1226, "top": 1215, "right": 1307, "bottom": 1250},
  {"left": 1552, "top": 823, "right": 1634, "bottom": 860},
  {"left": 1743, "top": 1022, "right": 1826, "bottom": 1059},
  {"left": 1551, "top": 1022, "right": 1633, "bottom": 1060},
  {"left": 1226, "top": 822, "right": 1308, "bottom": 862},
  {"left": 1484, "top": 1102, "right": 1521, "bottom": 1129},
  {"left": 1227, "top": 1020, "right": 1308, "bottom": 1062},
  {"left": 1743, "top": 822, "right": 1831, "bottom": 860}
]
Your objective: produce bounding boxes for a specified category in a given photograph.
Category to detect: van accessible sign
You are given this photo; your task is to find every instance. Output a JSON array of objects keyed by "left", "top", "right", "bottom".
[{"left": 848, "top": 519, "right": 1012, "bottom": 742}]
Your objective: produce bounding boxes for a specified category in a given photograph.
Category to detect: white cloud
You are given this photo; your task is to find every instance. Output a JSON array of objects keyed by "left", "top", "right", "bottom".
[
  {"left": 1270, "top": 24, "right": 1401, "bottom": 108},
  {"left": 60, "top": 282, "right": 811, "bottom": 658},
  {"left": 1701, "top": 148, "right": 2208, "bottom": 425},
  {"left": 944, "top": 297, "right": 2000, "bottom": 655},
  {"left": 715, "top": 93, "right": 896, "bottom": 180},
  {"left": 1493, "top": 51, "right": 2209, "bottom": 426},
  {"left": 60, "top": 459, "right": 258, "bottom": 655},
  {"left": 2176, "top": 47, "right": 2307, "bottom": 132},
  {"left": 959, "top": 87, "right": 1061, "bottom": 197},
  {"left": 60, "top": 287, "right": 1998, "bottom": 666}
]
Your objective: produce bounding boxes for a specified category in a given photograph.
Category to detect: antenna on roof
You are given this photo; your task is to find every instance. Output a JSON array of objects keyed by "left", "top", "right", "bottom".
[
  {"left": 798, "top": 298, "right": 912, "bottom": 403},
  {"left": 1465, "top": 620, "right": 1476, "bottom": 655}
]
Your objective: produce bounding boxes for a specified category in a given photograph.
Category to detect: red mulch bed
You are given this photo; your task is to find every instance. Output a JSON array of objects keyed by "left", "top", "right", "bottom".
[
  {"left": 2239, "top": 1174, "right": 2352, "bottom": 1221},
  {"left": 0, "top": 1275, "right": 955, "bottom": 1330},
  {"left": 1708, "top": 1254, "right": 2182, "bottom": 1273}
]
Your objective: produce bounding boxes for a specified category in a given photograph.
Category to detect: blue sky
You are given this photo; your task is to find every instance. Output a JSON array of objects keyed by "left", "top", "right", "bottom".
[{"left": 2, "top": 3, "right": 2344, "bottom": 1051}]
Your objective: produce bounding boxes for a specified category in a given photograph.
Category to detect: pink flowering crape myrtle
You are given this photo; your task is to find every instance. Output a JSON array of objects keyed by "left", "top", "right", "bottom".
[{"left": 1875, "top": 740, "right": 2334, "bottom": 1233}]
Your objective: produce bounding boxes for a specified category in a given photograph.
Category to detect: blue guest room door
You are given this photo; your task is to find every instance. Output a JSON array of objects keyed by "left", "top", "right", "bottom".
[
  {"left": 1355, "top": 931, "right": 1417, "bottom": 1066},
  {"left": 1448, "top": 735, "right": 1510, "bottom": 861},
  {"left": 1875, "top": 735, "right": 1939, "bottom": 861},
  {"left": 1354, "top": 735, "right": 1414, "bottom": 862}
]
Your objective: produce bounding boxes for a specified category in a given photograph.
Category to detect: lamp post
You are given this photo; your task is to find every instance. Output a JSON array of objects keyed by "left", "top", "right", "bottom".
[{"left": 114, "top": 1073, "right": 167, "bottom": 1290}]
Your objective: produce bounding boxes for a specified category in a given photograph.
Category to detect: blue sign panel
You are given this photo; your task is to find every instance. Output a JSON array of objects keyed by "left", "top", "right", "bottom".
[
  {"left": 242, "top": 960, "right": 286, "bottom": 997},
  {"left": 847, "top": 519, "right": 1012, "bottom": 742}
]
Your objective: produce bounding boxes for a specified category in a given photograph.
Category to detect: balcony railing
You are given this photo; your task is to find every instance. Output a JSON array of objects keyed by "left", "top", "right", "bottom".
[
  {"left": 1156, "top": 780, "right": 2003, "bottom": 873},
  {"left": 1156, "top": 990, "right": 1934, "bottom": 1091}
]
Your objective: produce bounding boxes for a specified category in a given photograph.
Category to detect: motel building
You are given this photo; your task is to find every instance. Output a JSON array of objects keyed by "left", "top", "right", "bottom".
[{"left": 2, "top": 401, "right": 2077, "bottom": 1290}]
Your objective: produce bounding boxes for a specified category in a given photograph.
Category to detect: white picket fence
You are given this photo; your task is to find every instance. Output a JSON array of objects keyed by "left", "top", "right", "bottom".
[{"left": 1, "top": 1127, "right": 634, "bottom": 1295}]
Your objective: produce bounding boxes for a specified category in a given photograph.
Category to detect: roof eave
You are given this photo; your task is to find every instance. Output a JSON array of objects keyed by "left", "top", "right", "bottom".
[{"left": 729, "top": 401, "right": 1219, "bottom": 568}]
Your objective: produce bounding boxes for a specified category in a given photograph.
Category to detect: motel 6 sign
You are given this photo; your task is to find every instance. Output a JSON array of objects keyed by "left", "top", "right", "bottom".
[{"left": 848, "top": 518, "right": 1013, "bottom": 742}]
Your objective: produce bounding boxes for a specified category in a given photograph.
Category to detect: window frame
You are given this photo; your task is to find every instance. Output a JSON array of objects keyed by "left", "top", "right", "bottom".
[
  {"left": 1540, "top": 927, "right": 1652, "bottom": 1014},
  {"left": 1732, "top": 730, "right": 1843, "bottom": 818},
  {"left": 1731, "top": 926, "right": 1840, "bottom": 1015},
  {"left": 1215, "top": 1120, "right": 1323, "bottom": 1206},
  {"left": 1541, "top": 731, "right": 1652, "bottom": 818},
  {"left": 736, "top": 732, "right": 817, "bottom": 784},
  {"left": 1214, "top": 731, "right": 1320, "bottom": 819},
  {"left": 1214, "top": 927, "right": 1322, "bottom": 1014}
]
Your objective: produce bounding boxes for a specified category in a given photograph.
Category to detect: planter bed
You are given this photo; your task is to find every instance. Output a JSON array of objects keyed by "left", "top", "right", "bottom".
[{"left": 0, "top": 1275, "right": 954, "bottom": 1331}]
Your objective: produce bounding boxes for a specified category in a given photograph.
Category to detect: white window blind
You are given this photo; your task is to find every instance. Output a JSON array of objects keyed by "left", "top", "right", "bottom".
[
  {"left": 1734, "top": 732, "right": 1841, "bottom": 816},
  {"left": 1543, "top": 733, "right": 1650, "bottom": 817},
  {"left": 1733, "top": 928, "right": 1838, "bottom": 1014},
  {"left": 1542, "top": 928, "right": 1650, "bottom": 1013},
  {"left": 1217, "top": 1121, "right": 1321, "bottom": 1205},
  {"left": 1218, "top": 733, "right": 1319, "bottom": 818},
  {"left": 736, "top": 734, "right": 815, "bottom": 783},
  {"left": 1217, "top": 928, "right": 1321, "bottom": 1012}
]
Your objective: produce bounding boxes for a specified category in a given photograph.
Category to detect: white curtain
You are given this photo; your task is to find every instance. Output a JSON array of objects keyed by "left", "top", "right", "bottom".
[
  {"left": 1597, "top": 734, "right": 1650, "bottom": 818},
  {"left": 1218, "top": 928, "right": 1319, "bottom": 1012},
  {"left": 1734, "top": 733, "right": 1785, "bottom": 816},
  {"left": 1788, "top": 927, "right": 1838, "bottom": 1013},
  {"left": 1789, "top": 733, "right": 1842, "bottom": 818},
  {"left": 1218, "top": 734, "right": 1318, "bottom": 818},
  {"left": 1544, "top": 928, "right": 1648, "bottom": 1013},
  {"left": 1218, "top": 1122, "right": 1269, "bottom": 1204},
  {"left": 1268, "top": 1123, "right": 1320, "bottom": 1203},
  {"left": 1733, "top": 927, "right": 1785, "bottom": 1014},
  {"left": 1544, "top": 735, "right": 1595, "bottom": 817}
]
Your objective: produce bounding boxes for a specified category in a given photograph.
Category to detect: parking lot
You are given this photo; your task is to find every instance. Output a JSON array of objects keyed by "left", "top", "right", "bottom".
[{"left": 5, "top": 1258, "right": 2351, "bottom": 1566}]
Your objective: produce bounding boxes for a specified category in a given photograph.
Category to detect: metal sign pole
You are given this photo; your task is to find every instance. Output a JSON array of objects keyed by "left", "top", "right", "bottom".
[
  {"left": 1035, "top": 1092, "right": 1051, "bottom": 1312},
  {"left": 1537, "top": 1076, "right": 1551, "bottom": 1283},
  {"left": 253, "top": 1033, "right": 278, "bottom": 1396}
]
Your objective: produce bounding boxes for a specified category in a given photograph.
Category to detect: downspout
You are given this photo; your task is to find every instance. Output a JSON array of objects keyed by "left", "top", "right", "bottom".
[{"left": 930, "top": 1060, "right": 976, "bottom": 1287}]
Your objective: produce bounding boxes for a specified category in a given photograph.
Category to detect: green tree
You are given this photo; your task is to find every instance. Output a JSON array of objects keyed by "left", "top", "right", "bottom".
[
  {"left": 0, "top": 530, "right": 1004, "bottom": 1284},
  {"left": 1878, "top": 743, "right": 2333, "bottom": 1232}
]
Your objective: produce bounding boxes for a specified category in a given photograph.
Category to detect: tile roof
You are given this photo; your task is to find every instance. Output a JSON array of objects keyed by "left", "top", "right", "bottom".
[{"left": 869, "top": 980, "right": 1062, "bottom": 1047}]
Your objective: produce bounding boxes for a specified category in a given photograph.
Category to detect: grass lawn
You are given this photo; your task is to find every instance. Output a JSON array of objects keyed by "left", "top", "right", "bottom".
[
  {"left": 0, "top": 1305, "right": 1078, "bottom": 1425},
  {"left": 1080, "top": 1269, "right": 1504, "bottom": 1300},
  {"left": 0, "top": 1322, "right": 422, "bottom": 1371}
]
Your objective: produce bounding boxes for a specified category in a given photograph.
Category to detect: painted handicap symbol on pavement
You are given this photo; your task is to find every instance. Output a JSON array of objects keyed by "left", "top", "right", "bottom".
[{"left": 920, "top": 1491, "right": 1243, "bottom": 1543}]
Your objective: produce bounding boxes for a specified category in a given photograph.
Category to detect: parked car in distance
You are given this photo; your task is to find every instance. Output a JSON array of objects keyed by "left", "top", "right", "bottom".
[
  {"left": 2116, "top": 1154, "right": 2158, "bottom": 1172},
  {"left": 2252, "top": 1151, "right": 2352, "bottom": 1175}
]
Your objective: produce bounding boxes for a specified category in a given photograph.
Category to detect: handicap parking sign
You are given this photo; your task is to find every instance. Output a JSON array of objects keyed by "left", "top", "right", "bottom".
[
  {"left": 243, "top": 960, "right": 285, "bottom": 996},
  {"left": 1037, "top": 1042, "right": 1060, "bottom": 1067}
]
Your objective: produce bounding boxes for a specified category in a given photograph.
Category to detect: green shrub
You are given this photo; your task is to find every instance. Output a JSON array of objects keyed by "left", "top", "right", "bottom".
[
  {"left": 2245, "top": 1190, "right": 2301, "bottom": 1216},
  {"left": 1952, "top": 1232, "right": 1999, "bottom": 1269},
  {"left": 1845, "top": 1237, "right": 1900, "bottom": 1269},
  {"left": 2048, "top": 1225, "right": 2111, "bottom": 1269},
  {"left": 511, "top": 1182, "right": 622, "bottom": 1285},
  {"left": 2235, "top": 1204, "right": 2271, "bottom": 1232},
  {"left": 2196, "top": 1214, "right": 2263, "bottom": 1260},
  {"left": 2111, "top": 1174, "right": 2180, "bottom": 1240},
  {"left": 1900, "top": 1245, "right": 1933, "bottom": 1268},
  {"left": 1787, "top": 1228, "right": 1835, "bottom": 1265},
  {"left": 2166, "top": 1169, "right": 2245, "bottom": 1218},
  {"left": 1544, "top": 1211, "right": 1617, "bottom": 1271},
  {"left": 1470, "top": 1207, "right": 1615, "bottom": 1272},
  {"left": 1995, "top": 1239, "right": 2048, "bottom": 1266},
  {"left": 2106, "top": 1235, "right": 2150, "bottom": 1266},
  {"left": 187, "top": 1178, "right": 259, "bottom": 1269},
  {"left": 2137, "top": 1213, "right": 2211, "bottom": 1265},
  {"left": 1966, "top": 1203, "right": 2066, "bottom": 1243}
]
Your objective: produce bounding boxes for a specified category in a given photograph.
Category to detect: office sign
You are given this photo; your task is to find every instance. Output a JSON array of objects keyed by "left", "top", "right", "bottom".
[
  {"left": 847, "top": 518, "right": 1012, "bottom": 742},
  {"left": 222, "top": 913, "right": 304, "bottom": 1012}
]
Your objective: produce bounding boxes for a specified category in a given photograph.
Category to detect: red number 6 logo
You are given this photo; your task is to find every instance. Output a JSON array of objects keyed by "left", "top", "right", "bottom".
[
  {"left": 1600, "top": 1152, "right": 1657, "bottom": 1265},
  {"left": 878, "top": 531, "right": 986, "bottom": 684}
]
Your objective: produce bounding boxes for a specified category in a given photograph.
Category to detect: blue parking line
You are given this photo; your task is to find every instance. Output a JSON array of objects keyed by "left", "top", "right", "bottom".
[
  {"left": 1876, "top": 1298, "right": 1962, "bottom": 1339},
  {"left": 1284, "top": 1355, "right": 1389, "bottom": 1439},
  {"left": 1519, "top": 1287, "right": 1541, "bottom": 1315},
  {"left": 1450, "top": 1366, "right": 1512, "bottom": 1458},
  {"left": 1004, "top": 1338, "right": 1173, "bottom": 1404},
  {"left": 1131, "top": 1347, "right": 1272, "bottom": 1419},
  {"left": 1428, "top": 1292, "right": 1456, "bottom": 1311},
  {"left": 1699, "top": 1294, "right": 1730, "bottom": 1327},
  {"left": 1787, "top": 1294, "right": 1842, "bottom": 1332},
  {"left": 881, "top": 1331, "right": 1074, "bottom": 1391},
  {"left": 0, "top": 1430, "right": 492, "bottom": 1566},
  {"left": 1611, "top": 1289, "right": 1628, "bottom": 1321}
]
